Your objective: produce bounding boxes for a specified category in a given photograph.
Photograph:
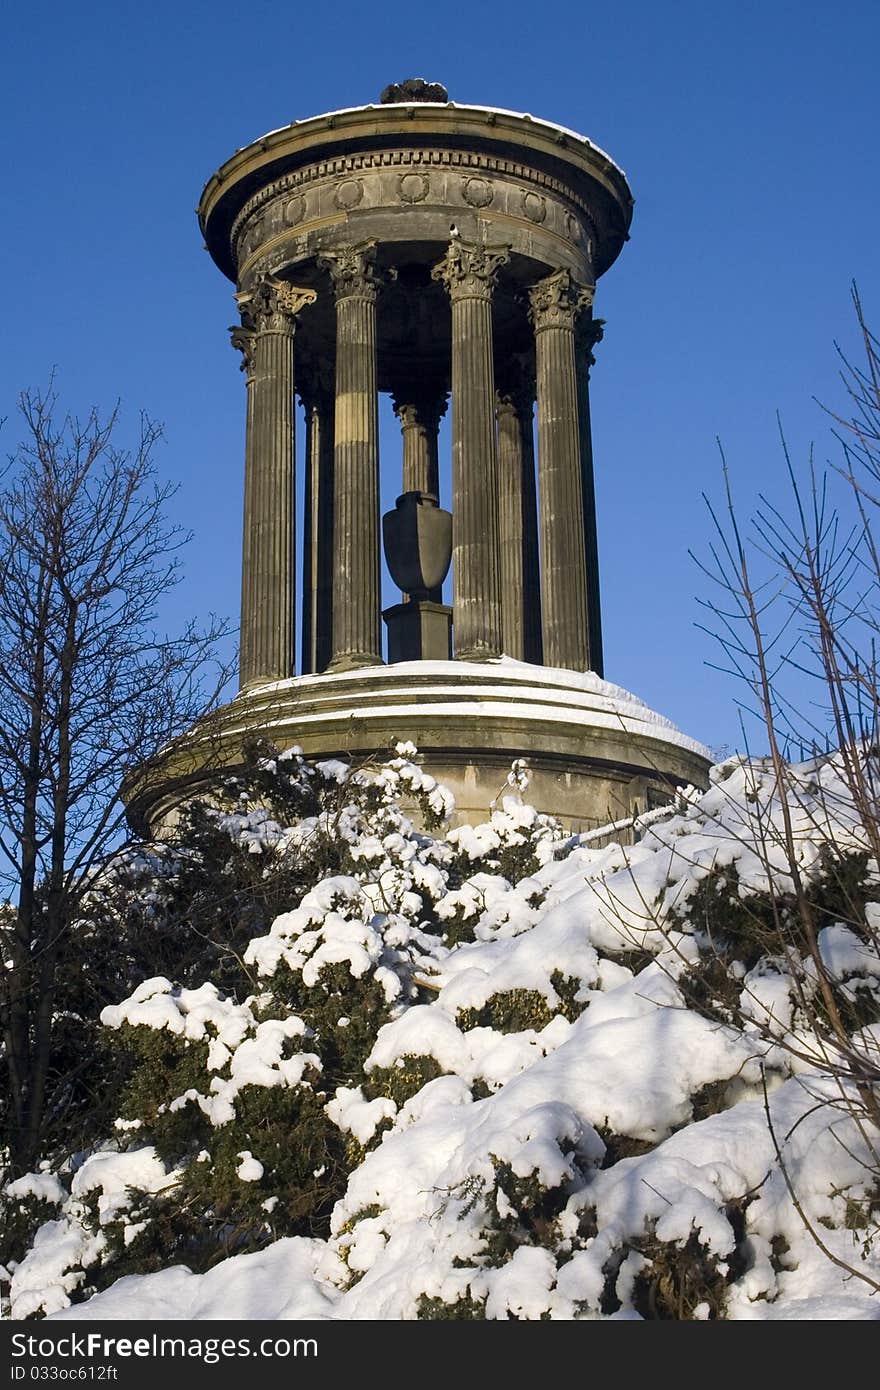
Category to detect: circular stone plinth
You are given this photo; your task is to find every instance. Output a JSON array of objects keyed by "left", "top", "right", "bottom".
[{"left": 126, "top": 659, "right": 711, "bottom": 837}]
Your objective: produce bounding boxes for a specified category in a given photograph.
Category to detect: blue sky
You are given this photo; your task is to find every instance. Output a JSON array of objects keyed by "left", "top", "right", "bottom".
[{"left": 2, "top": 0, "right": 878, "bottom": 755}]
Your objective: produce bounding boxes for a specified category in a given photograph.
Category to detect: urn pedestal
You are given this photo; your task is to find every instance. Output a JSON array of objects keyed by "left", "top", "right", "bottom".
[{"left": 382, "top": 490, "right": 453, "bottom": 661}]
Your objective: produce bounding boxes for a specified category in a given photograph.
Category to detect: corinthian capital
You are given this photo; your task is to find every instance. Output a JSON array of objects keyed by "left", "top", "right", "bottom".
[
  {"left": 575, "top": 314, "right": 605, "bottom": 368},
  {"left": 236, "top": 276, "right": 317, "bottom": 334},
  {"left": 392, "top": 389, "right": 448, "bottom": 433},
  {"left": 528, "top": 269, "right": 593, "bottom": 333},
  {"left": 431, "top": 239, "right": 510, "bottom": 300},
  {"left": 229, "top": 323, "right": 256, "bottom": 376},
  {"left": 318, "top": 243, "right": 380, "bottom": 302}
]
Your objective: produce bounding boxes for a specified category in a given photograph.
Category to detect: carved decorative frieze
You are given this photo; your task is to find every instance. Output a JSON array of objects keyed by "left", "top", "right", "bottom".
[
  {"left": 528, "top": 269, "right": 593, "bottom": 333},
  {"left": 522, "top": 191, "right": 546, "bottom": 223},
  {"left": 284, "top": 194, "right": 306, "bottom": 225},
  {"left": 462, "top": 176, "right": 493, "bottom": 208},
  {"left": 230, "top": 147, "right": 599, "bottom": 260},
  {"left": 334, "top": 178, "right": 364, "bottom": 210},
  {"left": 397, "top": 171, "right": 430, "bottom": 203},
  {"left": 431, "top": 240, "right": 510, "bottom": 300}
]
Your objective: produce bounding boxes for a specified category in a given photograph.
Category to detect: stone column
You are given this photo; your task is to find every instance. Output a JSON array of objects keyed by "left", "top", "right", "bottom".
[
  {"left": 392, "top": 390, "right": 446, "bottom": 500},
  {"left": 299, "top": 367, "right": 335, "bottom": 674},
  {"left": 231, "top": 276, "right": 316, "bottom": 690},
  {"left": 575, "top": 315, "right": 605, "bottom": 678},
  {"left": 318, "top": 243, "right": 383, "bottom": 670},
  {"left": 432, "top": 240, "right": 509, "bottom": 661},
  {"left": 529, "top": 269, "right": 593, "bottom": 672},
  {"left": 495, "top": 378, "right": 542, "bottom": 664}
]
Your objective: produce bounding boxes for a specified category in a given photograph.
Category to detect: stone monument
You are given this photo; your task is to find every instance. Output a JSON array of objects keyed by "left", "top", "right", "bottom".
[{"left": 128, "top": 81, "right": 710, "bottom": 834}]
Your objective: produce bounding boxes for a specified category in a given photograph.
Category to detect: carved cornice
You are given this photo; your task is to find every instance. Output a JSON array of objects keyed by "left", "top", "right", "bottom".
[
  {"left": 528, "top": 269, "right": 593, "bottom": 333},
  {"left": 235, "top": 276, "right": 317, "bottom": 334},
  {"left": 318, "top": 242, "right": 380, "bottom": 302},
  {"left": 431, "top": 240, "right": 510, "bottom": 301},
  {"left": 229, "top": 147, "right": 599, "bottom": 257}
]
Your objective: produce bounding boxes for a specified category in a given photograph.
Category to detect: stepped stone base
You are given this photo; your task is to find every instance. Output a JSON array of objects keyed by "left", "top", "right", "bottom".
[{"left": 125, "top": 658, "right": 711, "bottom": 838}]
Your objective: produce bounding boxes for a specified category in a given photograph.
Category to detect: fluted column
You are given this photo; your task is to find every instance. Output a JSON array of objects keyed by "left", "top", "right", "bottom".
[
  {"left": 495, "top": 379, "right": 542, "bottom": 663},
  {"left": 432, "top": 240, "right": 509, "bottom": 661},
  {"left": 231, "top": 277, "right": 316, "bottom": 689},
  {"left": 300, "top": 367, "right": 335, "bottom": 674},
  {"left": 529, "top": 269, "right": 593, "bottom": 672},
  {"left": 575, "top": 315, "right": 605, "bottom": 678},
  {"left": 318, "top": 244, "right": 383, "bottom": 670},
  {"left": 392, "top": 390, "right": 446, "bottom": 499}
]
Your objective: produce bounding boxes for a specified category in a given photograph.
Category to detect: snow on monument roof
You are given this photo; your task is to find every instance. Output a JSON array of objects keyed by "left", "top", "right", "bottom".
[
  {"left": 238, "top": 103, "right": 627, "bottom": 183},
  {"left": 237, "top": 657, "right": 709, "bottom": 761}
]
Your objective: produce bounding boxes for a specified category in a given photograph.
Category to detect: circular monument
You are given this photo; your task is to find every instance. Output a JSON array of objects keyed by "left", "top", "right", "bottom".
[{"left": 127, "top": 81, "right": 710, "bottom": 835}]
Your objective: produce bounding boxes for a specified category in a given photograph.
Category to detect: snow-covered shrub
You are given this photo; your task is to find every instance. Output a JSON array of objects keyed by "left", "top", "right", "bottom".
[{"left": 6, "top": 742, "right": 880, "bottom": 1320}]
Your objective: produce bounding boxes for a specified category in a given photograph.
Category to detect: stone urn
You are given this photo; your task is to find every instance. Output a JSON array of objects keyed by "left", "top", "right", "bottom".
[{"left": 382, "top": 490, "right": 452, "bottom": 600}]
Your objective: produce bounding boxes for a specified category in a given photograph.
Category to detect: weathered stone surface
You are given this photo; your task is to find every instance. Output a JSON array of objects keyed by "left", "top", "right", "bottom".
[
  {"left": 392, "top": 392, "right": 446, "bottom": 500},
  {"left": 529, "top": 269, "right": 593, "bottom": 672},
  {"left": 382, "top": 601, "right": 452, "bottom": 663},
  {"left": 299, "top": 366, "right": 334, "bottom": 674},
  {"left": 432, "top": 241, "right": 509, "bottom": 661},
  {"left": 126, "top": 94, "right": 714, "bottom": 845},
  {"left": 318, "top": 244, "right": 383, "bottom": 670},
  {"left": 380, "top": 78, "right": 449, "bottom": 104},
  {"left": 232, "top": 277, "right": 315, "bottom": 688},
  {"left": 575, "top": 315, "right": 605, "bottom": 677},
  {"left": 495, "top": 378, "right": 541, "bottom": 664},
  {"left": 126, "top": 662, "right": 712, "bottom": 839},
  {"left": 382, "top": 491, "right": 452, "bottom": 599}
]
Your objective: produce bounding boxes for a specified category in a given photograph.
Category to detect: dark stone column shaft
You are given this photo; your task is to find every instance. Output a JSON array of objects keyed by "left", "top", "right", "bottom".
[
  {"left": 530, "top": 269, "right": 593, "bottom": 672},
  {"left": 575, "top": 317, "right": 605, "bottom": 678},
  {"left": 232, "top": 278, "right": 315, "bottom": 689},
  {"left": 301, "top": 381, "right": 335, "bottom": 674},
  {"left": 393, "top": 397, "right": 444, "bottom": 499},
  {"left": 518, "top": 397, "right": 542, "bottom": 665},
  {"left": 432, "top": 242, "right": 509, "bottom": 661},
  {"left": 496, "top": 387, "right": 542, "bottom": 663},
  {"left": 319, "top": 245, "right": 382, "bottom": 669}
]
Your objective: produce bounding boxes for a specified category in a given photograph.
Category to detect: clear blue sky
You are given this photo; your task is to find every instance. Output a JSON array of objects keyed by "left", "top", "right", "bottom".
[{"left": 2, "top": 0, "right": 878, "bottom": 756}]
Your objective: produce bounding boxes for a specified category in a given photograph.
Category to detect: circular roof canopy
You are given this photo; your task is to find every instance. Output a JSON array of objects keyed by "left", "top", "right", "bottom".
[{"left": 198, "top": 96, "right": 634, "bottom": 282}]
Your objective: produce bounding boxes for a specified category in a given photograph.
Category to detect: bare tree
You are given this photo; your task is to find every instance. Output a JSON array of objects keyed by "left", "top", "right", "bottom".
[
  {"left": 691, "top": 286, "right": 880, "bottom": 1281},
  {"left": 0, "top": 382, "right": 232, "bottom": 1174}
]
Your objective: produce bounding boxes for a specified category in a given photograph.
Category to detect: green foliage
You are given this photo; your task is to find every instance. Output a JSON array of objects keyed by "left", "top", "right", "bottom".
[
  {"left": 363, "top": 1055, "right": 444, "bottom": 1109},
  {"left": 482, "top": 1161, "right": 571, "bottom": 1264},
  {"left": 456, "top": 973, "right": 586, "bottom": 1035},
  {"left": 417, "top": 1292, "right": 487, "bottom": 1319},
  {"left": 456, "top": 990, "right": 555, "bottom": 1035},
  {"left": 263, "top": 961, "right": 392, "bottom": 1086},
  {"left": 0, "top": 1189, "right": 63, "bottom": 1274},
  {"left": 614, "top": 1231, "right": 733, "bottom": 1320}
]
